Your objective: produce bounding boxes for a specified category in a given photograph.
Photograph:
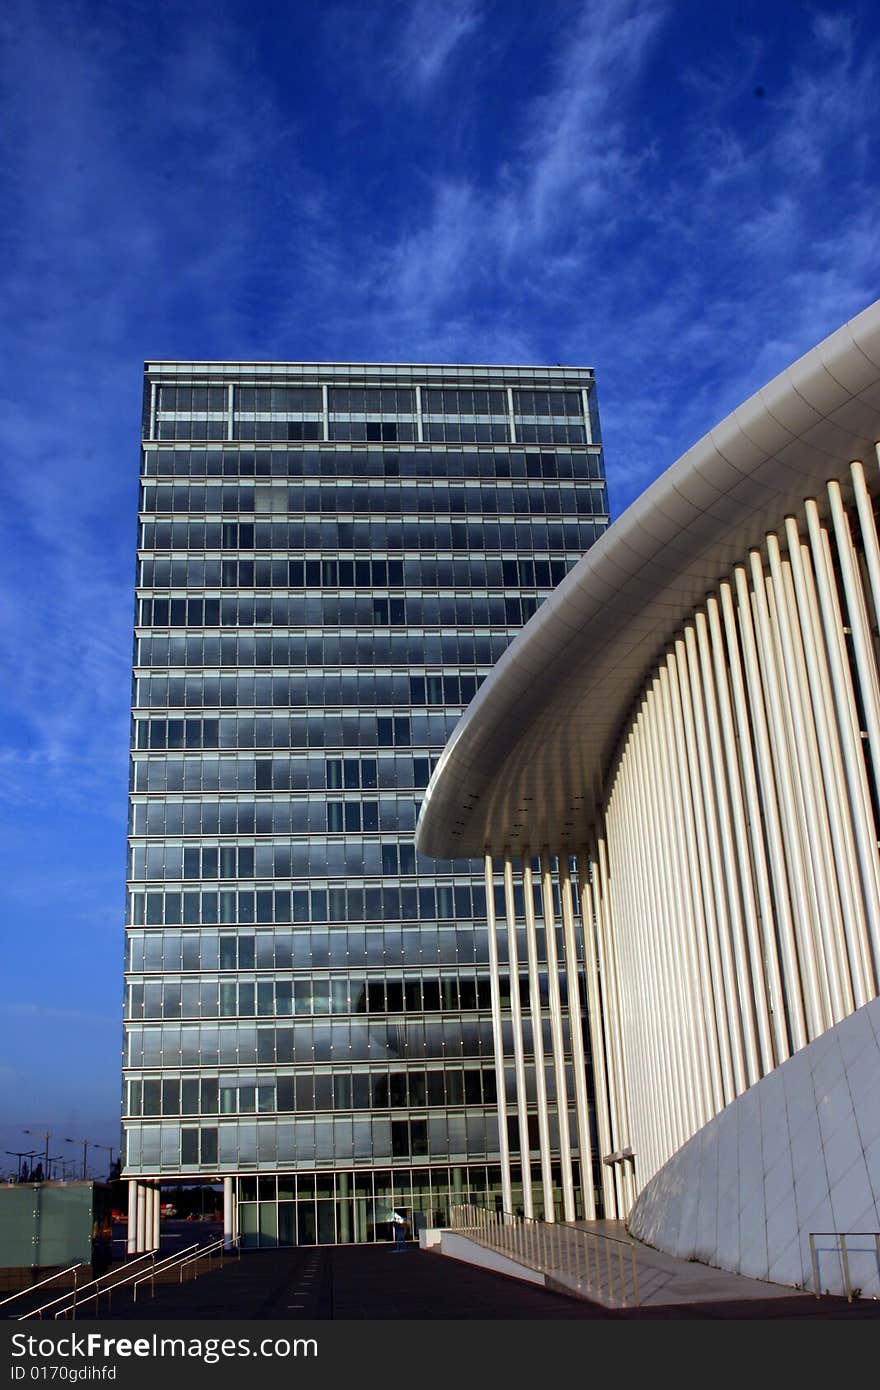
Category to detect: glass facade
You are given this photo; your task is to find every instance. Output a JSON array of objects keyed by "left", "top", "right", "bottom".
[{"left": 122, "top": 363, "right": 608, "bottom": 1243}]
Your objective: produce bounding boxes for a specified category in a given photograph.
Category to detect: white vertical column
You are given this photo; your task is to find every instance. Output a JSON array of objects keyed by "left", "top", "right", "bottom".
[
  {"left": 127, "top": 1180, "right": 138, "bottom": 1256},
  {"left": 321, "top": 382, "right": 329, "bottom": 441},
  {"left": 224, "top": 1177, "right": 235, "bottom": 1250},
  {"left": 594, "top": 832, "right": 632, "bottom": 1210},
  {"left": 799, "top": 533, "right": 874, "bottom": 1004},
  {"left": 683, "top": 623, "right": 747, "bottom": 1096},
  {"left": 732, "top": 563, "right": 806, "bottom": 1051},
  {"left": 665, "top": 647, "right": 725, "bottom": 1112},
  {"left": 693, "top": 612, "right": 762, "bottom": 1088},
  {"left": 829, "top": 477, "right": 880, "bottom": 814},
  {"left": 766, "top": 533, "right": 847, "bottom": 1024},
  {"left": 598, "top": 802, "right": 635, "bottom": 1206},
  {"left": 748, "top": 548, "right": 824, "bottom": 1040},
  {"left": 785, "top": 517, "right": 866, "bottom": 1010},
  {"left": 656, "top": 658, "right": 711, "bottom": 1128},
  {"left": 646, "top": 672, "right": 697, "bottom": 1140},
  {"left": 718, "top": 579, "right": 790, "bottom": 1066},
  {"left": 762, "top": 566, "right": 832, "bottom": 1031},
  {"left": 539, "top": 851, "right": 575, "bottom": 1222},
  {"left": 851, "top": 457, "right": 880, "bottom": 645},
  {"left": 143, "top": 1178, "right": 153, "bottom": 1256},
  {"left": 609, "top": 733, "right": 663, "bottom": 1176},
  {"left": 136, "top": 1182, "right": 146, "bottom": 1254},
  {"left": 579, "top": 848, "right": 617, "bottom": 1217},
  {"left": 673, "top": 633, "right": 735, "bottom": 1103},
  {"left": 522, "top": 854, "right": 554, "bottom": 1219},
  {"left": 559, "top": 857, "right": 595, "bottom": 1219},
  {"left": 149, "top": 381, "right": 157, "bottom": 442},
  {"left": 484, "top": 852, "right": 513, "bottom": 1216},
  {"left": 704, "top": 596, "right": 776, "bottom": 1075},
  {"left": 153, "top": 1187, "right": 161, "bottom": 1252},
  {"left": 623, "top": 712, "right": 674, "bottom": 1171},
  {"left": 414, "top": 384, "right": 424, "bottom": 443},
  {"left": 226, "top": 383, "right": 234, "bottom": 441},
  {"left": 634, "top": 685, "right": 690, "bottom": 1148},
  {"left": 805, "top": 500, "right": 880, "bottom": 996},
  {"left": 503, "top": 852, "right": 533, "bottom": 1217},
  {"left": 597, "top": 822, "right": 631, "bottom": 1217}
]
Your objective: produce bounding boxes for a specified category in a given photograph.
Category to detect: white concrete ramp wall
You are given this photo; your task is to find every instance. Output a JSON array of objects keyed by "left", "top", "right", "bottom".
[{"left": 628, "top": 996, "right": 880, "bottom": 1296}]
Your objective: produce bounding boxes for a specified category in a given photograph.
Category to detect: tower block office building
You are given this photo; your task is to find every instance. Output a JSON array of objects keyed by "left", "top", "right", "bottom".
[{"left": 123, "top": 363, "right": 608, "bottom": 1247}]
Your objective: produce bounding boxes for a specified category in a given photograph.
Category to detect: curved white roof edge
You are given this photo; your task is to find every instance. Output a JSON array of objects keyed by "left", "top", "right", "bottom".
[{"left": 416, "top": 299, "right": 880, "bottom": 859}]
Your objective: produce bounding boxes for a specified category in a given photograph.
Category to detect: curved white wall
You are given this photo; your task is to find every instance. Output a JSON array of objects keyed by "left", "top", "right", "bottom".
[{"left": 628, "top": 995, "right": 880, "bottom": 1296}]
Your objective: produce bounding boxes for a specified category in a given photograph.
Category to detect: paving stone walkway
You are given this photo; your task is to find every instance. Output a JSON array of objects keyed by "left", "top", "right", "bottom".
[{"left": 25, "top": 1240, "right": 880, "bottom": 1321}]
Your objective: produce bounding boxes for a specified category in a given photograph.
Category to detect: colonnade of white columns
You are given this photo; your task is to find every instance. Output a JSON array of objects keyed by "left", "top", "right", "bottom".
[
  {"left": 126, "top": 1179, "right": 161, "bottom": 1254},
  {"left": 483, "top": 849, "right": 596, "bottom": 1223},
  {"left": 592, "top": 454, "right": 880, "bottom": 1196},
  {"left": 480, "top": 452, "right": 880, "bottom": 1221}
]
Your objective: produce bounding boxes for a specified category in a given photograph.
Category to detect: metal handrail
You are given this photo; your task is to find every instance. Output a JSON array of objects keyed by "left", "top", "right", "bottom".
[
  {"left": 19, "top": 1254, "right": 156, "bottom": 1321},
  {"left": 131, "top": 1236, "right": 234, "bottom": 1302},
  {"left": 127, "top": 1242, "right": 204, "bottom": 1303},
  {"left": 0, "top": 1263, "right": 83, "bottom": 1311},
  {"left": 809, "top": 1231, "right": 880, "bottom": 1302},
  {"left": 448, "top": 1203, "right": 641, "bottom": 1307},
  {"left": 176, "top": 1235, "right": 239, "bottom": 1281}
]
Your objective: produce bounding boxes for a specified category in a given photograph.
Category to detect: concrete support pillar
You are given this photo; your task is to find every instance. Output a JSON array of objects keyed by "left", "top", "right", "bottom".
[
  {"left": 223, "top": 1176, "right": 235, "bottom": 1250},
  {"left": 136, "top": 1182, "right": 146, "bottom": 1254},
  {"left": 143, "top": 1184, "right": 154, "bottom": 1252},
  {"left": 338, "top": 1173, "right": 351, "bottom": 1245},
  {"left": 127, "top": 1180, "right": 138, "bottom": 1256}
]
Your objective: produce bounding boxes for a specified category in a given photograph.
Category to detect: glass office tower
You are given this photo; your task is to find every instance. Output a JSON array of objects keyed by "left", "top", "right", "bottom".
[{"left": 123, "top": 364, "right": 608, "bottom": 1245}]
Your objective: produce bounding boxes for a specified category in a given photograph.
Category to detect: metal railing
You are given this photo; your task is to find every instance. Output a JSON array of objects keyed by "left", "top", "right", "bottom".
[
  {"left": 131, "top": 1235, "right": 238, "bottom": 1303},
  {"left": 449, "top": 1203, "right": 641, "bottom": 1307},
  {"left": 18, "top": 1253, "right": 158, "bottom": 1321},
  {"left": 0, "top": 1264, "right": 84, "bottom": 1314},
  {"left": 809, "top": 1232, "right": 880, "bottom": 1302}
]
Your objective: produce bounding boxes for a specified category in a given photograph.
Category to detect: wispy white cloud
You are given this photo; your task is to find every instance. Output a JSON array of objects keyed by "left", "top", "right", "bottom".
[
  {"left": 393, "top": 0, "right": 482, "bottom": 91},
  {"left": 360, "top": 0, "right": 666, "bottom": 359}
]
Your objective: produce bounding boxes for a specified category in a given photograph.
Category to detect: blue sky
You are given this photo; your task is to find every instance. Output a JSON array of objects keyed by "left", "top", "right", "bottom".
[{"left": 1, "top": 0, "right": 879, "bottom": 1175}]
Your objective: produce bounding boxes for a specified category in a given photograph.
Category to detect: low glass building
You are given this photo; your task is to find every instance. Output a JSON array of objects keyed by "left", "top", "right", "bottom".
[{"left": 122, "top": 362, "right": 608, "bottom": 1247}]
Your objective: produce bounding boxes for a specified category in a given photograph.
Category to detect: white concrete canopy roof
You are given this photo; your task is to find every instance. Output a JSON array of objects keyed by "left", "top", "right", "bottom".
[{"left": 416, "top": 300, "right": 880, "bottom": 860}]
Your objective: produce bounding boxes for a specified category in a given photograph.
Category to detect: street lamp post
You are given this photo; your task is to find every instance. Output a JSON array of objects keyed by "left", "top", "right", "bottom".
[
  {"left": 93, "top": 1143, "right": 116, "bottom": 1179},
  {"left": 23, "top": 1130, "right": 50, "bottom": 1180},
  {"left": 46, "top": 1155, "right": 64, "bottom": 1182},
  {"left": 5, "top": 1150, "right": 38, "bottom": 1182},
  {"left": 65, "top": 1137, "right": 89, "bottom": 1181}
]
